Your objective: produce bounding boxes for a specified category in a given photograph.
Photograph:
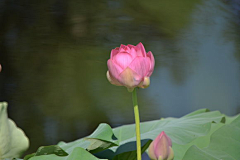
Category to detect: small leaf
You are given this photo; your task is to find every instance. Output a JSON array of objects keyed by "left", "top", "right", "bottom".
[
  {"left": 24, "top": 145, "right": 68, "bottom": 160},
  {"left": 27, "top": 147, "right": 107, "bottom": 160},
  {"left": 59, "top": 123, "right": 118, "bottom": 154},
  {"left": 35, "top": 145, "right": 68, "bottom": 156},
  {"left": 87, "top": 123, "right": 119, "bottom": 146},
  {"left": 85, "top": 138, "right": 116, "bottom": 153},
  {"left": 85, "top": 124, "right": 119, "bottom": 153}
]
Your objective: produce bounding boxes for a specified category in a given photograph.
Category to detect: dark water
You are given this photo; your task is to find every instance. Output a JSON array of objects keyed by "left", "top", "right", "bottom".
[{"left": 0, "top": 0, "right": 240, "bottom": 155}]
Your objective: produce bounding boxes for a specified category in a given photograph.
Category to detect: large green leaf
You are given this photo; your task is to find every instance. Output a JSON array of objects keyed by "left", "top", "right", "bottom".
[
  {"left": 113, "top": 110, "right": 223, "bottom": 145},
  {"left": 182, "top": 115, "right": 240, "bottom": 160},
  {"left": 99, "top": 110, "right": 223, "bottom": 159},
  {"left": 53, "top": 109, "right": 224, "bottom": 160},
  {"left": 172, "top": 114, "right": 240, "bottom": 160},
  {"left": 0, "top": 102, "right": 29, "bottom": 159},
  {"left": 172, "top": 122, "right": 224, "bottom": 160}
]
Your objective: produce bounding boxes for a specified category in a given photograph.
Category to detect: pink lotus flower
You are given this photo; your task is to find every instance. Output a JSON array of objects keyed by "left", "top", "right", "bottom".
[
  {"left": 107, "top": 42, "right": 155, "bottom": 91},
  {"left": 148, "top": 131, "right": 174, "bottom": 160}
]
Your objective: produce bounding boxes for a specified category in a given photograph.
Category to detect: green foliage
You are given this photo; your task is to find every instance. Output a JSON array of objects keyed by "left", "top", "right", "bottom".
[
  {"left": 0, "top": 102, "right": 29, "bottom": 159},
  {"left": 4, "top": 109, "right": 240, "bottom": 160},
  {"left": 58, "top": 124, "right": 119, "bottom": 154},
  {"left": 182, "top": 115, "right": 240, "bottom": 160},
  {"left": 24, "top": 146, "right": 68, "bottom": 160}
]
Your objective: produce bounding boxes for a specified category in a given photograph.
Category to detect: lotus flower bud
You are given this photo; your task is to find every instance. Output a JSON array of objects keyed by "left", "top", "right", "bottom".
[
  {"left": 148, "top": 131, "right": 174, "bottom": 160},
  {"left": 107, "top": 43, "right": 155, "bottom": 92}
]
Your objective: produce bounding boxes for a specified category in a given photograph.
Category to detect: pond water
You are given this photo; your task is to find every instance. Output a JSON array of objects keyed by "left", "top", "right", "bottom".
[{"left": 0, "top": 0, "right": 240, "bottom": 155}]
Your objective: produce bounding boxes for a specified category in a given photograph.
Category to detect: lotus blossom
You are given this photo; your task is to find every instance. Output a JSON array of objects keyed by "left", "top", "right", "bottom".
[
  {"left": 107, "top": 42, "right": 155, "bottom": 91},
  {"left": 148, "top": 131, "right": 174, "bottom": 160}
]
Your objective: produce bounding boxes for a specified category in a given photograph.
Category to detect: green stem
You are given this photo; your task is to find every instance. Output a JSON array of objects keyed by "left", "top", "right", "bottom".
[{"left": 132, "top": 88, "right": 141, "bottom": 160}]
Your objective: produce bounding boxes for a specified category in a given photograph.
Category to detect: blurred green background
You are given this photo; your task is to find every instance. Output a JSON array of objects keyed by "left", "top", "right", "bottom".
[{"left": 0, "top": 0, "right": 240, "bottom": 155}]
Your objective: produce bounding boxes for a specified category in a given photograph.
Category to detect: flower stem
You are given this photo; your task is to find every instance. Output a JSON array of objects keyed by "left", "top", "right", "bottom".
[{"left": 132, "top": 88, "right": 141, "bottom": 160}]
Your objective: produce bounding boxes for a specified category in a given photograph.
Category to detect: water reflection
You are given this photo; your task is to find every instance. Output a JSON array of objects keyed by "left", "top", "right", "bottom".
[
  {"left": 150, "top": 0, "right": 240, "bottom": 117},
  {"left": 0, "top": 0, "right": 239, "bottom": 155}
]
